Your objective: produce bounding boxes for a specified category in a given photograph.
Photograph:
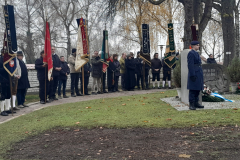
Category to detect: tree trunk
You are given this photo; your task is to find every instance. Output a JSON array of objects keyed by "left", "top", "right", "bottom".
[
  {"left": 182, "top": 0, "right": 194, "bottom": 49},
  {"left": 221, "top": 0, "right": 236, "bottom": 66},
  {"left": 66, "top": 27, "right": 71, "bottom": 62},
  {"left": 235, "top": 1, "right": 240, "bottom": 57}
]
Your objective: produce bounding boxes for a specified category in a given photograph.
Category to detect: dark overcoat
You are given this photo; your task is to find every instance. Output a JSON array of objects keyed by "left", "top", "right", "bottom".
[
  {"left": 113, "top": 60, "right": 120, "bottom": 77},
  {"left": 35, "top": 57, "right": 47, "bottom": 81},
  {"left": 91, "top": 56, "right": 102, "bottom": 78},
  {"left": 135, "top": 58, "right": 143, "bottom": 75},
  {"left": 125, "top": 58, "right": 136, "bottom": 90},
  {"left": 187, "top": 50, "right": 204, "bottom": 90},
  {"left": 59, "top": 61, "right": 70, "bottom": 80},
  {"left": 52, "top": 54, "right": 61, "bottom": 77},
  {"left": 17, "top": 59, "right": 30, "bottom": 89},
  {"left": 0, "top": 55, "right": 9, "bottom": 83},
  {"left": 80, "top": 62, "right": 92, "bottom": 77},
  {"left": 107, "top": 60, "right": 116, "bottom": 87},
  {"left": 207, "top": 58, "right": 217, "bottom": 64}
]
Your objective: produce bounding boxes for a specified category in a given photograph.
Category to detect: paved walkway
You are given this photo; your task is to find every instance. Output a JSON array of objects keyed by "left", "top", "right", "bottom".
[{"left": 0, "top": 89, "right": 168, "bottom": 124}]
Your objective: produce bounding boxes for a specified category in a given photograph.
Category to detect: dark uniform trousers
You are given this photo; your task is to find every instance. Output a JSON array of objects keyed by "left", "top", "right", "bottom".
[
  {"left": 58, "top": 79, "right": 67, "bottom": 96},
  {"left": 189, "top": 90, "right": 200, "bottom": 103},
  {"left": 17, "top": 89, "right": 27, "bottom": 105},
  {"left": 1, "top": 83, "right": 11, "bottom": 100},
  {"left": 163, "top": 70, "right": 171, "bottom": 81},
  {"left": 152, "top": 73, "right": 160, "bottom": 81},
  {"left": 70, "top": 73, "right": 80, "bottom": 95},
  {"left": 103, "top": 72, "right": 106, "bottom": 91},
  {"left": 136, "top": 74, "right": 143, "bottom": 88},
  {"left": 121, "top": 73, "right": 125, "bottom": 90},
  {"left": 114, "top": 76, "right": 119, "bottom": 91},
  {"left": 80, "top": 76, "right": 89, "bottom": 94},
  {"left": 39, "top": 80, "right": 49, "bottom": 101},
  {"left": 144, "top": 71, "right": 149, "bottom": 88},
  {"left": 51, "top": 76, "right": 59, "bottom": 98}
]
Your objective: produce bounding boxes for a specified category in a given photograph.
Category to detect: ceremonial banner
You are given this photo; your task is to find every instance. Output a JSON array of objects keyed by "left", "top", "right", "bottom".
[
  {"left": 101, "top": 30, "right": 109, "bottom": 73},
  {"left": 191, "top": 24, "right": 199, "bottom": 41},
  {"left": 43, "top": 22, "right": 53, "bottom": 81},
  {"left": 164, "top": 36, "right": 176, "bottom": 69},
  {"left": 75, "top": 18, "right": 89, "bottom": 71},
  {"left": 140, "top": 24, "right": 151, "bottom": 66},
  {"left": 168, "top": 23, "right": 175, "bottom": 53},
  {"left": 3, "top": 5, "right": 18, "bottom": 76}
]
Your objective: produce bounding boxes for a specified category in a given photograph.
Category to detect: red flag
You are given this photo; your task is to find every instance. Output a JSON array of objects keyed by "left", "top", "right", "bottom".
[
  {"left": 43, "top": 22, "right": 53, "bottom": 81},
  {"left": 80, "top": 18, "right": 88, "bottom": 56}
]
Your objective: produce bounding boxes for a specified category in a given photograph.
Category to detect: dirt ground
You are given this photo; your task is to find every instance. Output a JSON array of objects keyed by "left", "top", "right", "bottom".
[{"left": 5, "top": 127, "right": 240, "bottom": 160}]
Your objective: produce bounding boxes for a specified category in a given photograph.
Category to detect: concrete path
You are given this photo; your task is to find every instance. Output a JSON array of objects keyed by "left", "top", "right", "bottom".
[{"left": 0, "top": 89, "right": 168, "bottom": 124}]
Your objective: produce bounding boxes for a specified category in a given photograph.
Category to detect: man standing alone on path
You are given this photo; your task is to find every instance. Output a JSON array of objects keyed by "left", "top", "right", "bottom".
[
  {"left": 120, "top": 53, "right": 126, "bottom": 91},
  {"left": 58, "top": 56, "right": 70, "bottom": 99},
  {"left": 50, "top": 46, "right": 61, "bottom": 100},
  {"left": 151, "top": 53, "right": 162, "bottom": 89},
  {"left": 91, "top": 51, "right": 102, "bottom": 95},
  {"left": 17, "top": 51, "right": 30, "bottom": 108},
  {"left": 187, "top": 41, "right": 204, "bottom": 110},
  {"left": 68, "top": 48, "right": 81, "bottom": 97}
]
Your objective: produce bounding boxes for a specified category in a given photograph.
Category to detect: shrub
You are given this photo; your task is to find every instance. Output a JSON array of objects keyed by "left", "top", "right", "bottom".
[
  {"left": 227, "top": 56, "right": 240, "bottom": 82},
  {"left": 173, "top": 57, "right": 181, "bottom": 88}
]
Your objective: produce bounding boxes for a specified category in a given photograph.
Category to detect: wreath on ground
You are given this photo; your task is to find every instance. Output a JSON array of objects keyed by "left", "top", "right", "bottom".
[{"left": 202, "top": 85, "right": 224, "bottom": 102}]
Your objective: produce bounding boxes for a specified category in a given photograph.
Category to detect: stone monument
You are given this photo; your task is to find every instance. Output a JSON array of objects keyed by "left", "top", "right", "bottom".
[{"left": 202, "top": 64, "right": 230, "bottom": 93}]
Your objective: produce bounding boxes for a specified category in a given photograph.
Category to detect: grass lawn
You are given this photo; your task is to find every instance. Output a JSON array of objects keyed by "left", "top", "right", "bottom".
[{"left": 1, "top": 90, "right": 240, "bottom": 158}]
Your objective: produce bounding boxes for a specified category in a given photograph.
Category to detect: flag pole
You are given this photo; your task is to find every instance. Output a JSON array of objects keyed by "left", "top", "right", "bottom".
[
  {"left": 143, "top": 63, "right": 145, "bottom": 90},
  {"left": 82, "top": 67, "right": 84, "bottom": 95},
  {"left": 45, "top": 66, "right": 47, "bottom": 103},
  {"left": 9, "top": 75, "right": 13, "bottom": 116}
]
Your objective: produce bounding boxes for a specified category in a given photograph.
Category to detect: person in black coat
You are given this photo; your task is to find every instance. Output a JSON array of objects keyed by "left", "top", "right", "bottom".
[
  {"left": 125, "top": 54, "right": 136, "bottom": 91},
  {"left": 80, "top": 61, "right": 92, "bottom": 95},
  {"left": 207, "top": 54, "right": 217, "bottom": 64},
  {"left": 187, "top": 41, "right": 204, "bottom": 110},
  {"left": 135, "top": 52, "right": 143, "bottom": 90},
  {"left": 107, "top": 54, "right": 116, "bottom": 93},
  {"left": 35, "top": 51, "right": 51, "bottom": 104},
  {"left": 113, "top": 54, "right": 120, "bottom": 92},
  {"left": 91, "top": 51, "right": 102, "bottom": 94},
  {"left": 16, "top": 51, "right": 30, "bottom": 108},
  {"left": 0, "top": 51, "right": 11, "bottom": 116},
  {"left": 143, "top": 60, "right": 151, "bottom": 90},
  {"left": 151, "top": 53, "right": 162, "bottom": 89},
  {"left": 50, "top": 46, "right": 61, "bottom": 100},
  {"left": 58, "top": 56, "right": 70, "bottom": 98}
]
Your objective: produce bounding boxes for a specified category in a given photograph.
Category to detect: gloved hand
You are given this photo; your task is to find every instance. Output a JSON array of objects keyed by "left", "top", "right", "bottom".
[{"left": 190, "top": 76, "right": 197, "bottom": 82}]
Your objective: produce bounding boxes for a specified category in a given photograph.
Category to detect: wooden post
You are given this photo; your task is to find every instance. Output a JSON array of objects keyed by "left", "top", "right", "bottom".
[
  {"left": 82, "top": 66, "right": 84, "bottom": 95},
  {"left": 9, "top": 75, "right": 13, "bottom": 116},
  {"left": 143, "top": 63, "right": 145, "bottom": 89}
]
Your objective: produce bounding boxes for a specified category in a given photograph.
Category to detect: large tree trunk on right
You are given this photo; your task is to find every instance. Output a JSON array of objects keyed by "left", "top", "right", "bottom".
[{"left": 221, "top": 0, "right": 236, "bottom": 66}]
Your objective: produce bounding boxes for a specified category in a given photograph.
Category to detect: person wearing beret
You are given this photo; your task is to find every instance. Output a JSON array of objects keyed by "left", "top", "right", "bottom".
[
  {"left": 187, "top": 41, "right": 204, "bottom": 110},
  {"left": 16, "top": 51, "right": 30, "bottom": 108}
]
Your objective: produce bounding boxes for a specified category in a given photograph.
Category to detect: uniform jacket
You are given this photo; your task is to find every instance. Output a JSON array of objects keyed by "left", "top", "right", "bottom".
[
  {"left": 125, "top": 58, "right": 136, "bottom": 90},
  {"left": 52, "top": 53, "right": 61, "bottom": 77},
  {"left": 80, "top": 62, "right": 92, "bottom": 77},
  {"left": 0, "top": 55, "right": 9, "bottom": 83},
  {"left": 68, "top": 54, "right": 80, "bottom": 73},
  {"left": 162, "top": 58, "right": 176, "bottom": 71},
  {"left": 187, "top": 49, "right": 204, "bottom": 90},
  {"left": 91, "top": 55, "right": 102, "bottom": 78},
  {"left": 151, "top": 58, "right": 162, "bottom": 74},
  {"left": 113, "top": 60, "right": 120, "bottom": 77},
  {"left": 135, "top": 58, "right": 143, "bottom": 75},
  {"left": 59, "top": 61, "right": 70, "bottom": 80},
  {"left": 107, "top": 59, "right": 117, "bottom": 87},
  {"left": 17, "top": 59, "right": 30, "bottom": 89},
  {"left": 119, "top": 57, "right": 126, "bottom": 74},
  {"left": 35, "top": 57, "right": 47, "bottom": 81}
]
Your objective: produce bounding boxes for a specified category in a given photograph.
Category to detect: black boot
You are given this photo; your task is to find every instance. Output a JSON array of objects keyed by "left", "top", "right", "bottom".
[
  {"left": 195, "top": 102, "right": 204, "bottom": 108},
  {"left": 189, "top": 102, "right": 196, "bottom": 110}
]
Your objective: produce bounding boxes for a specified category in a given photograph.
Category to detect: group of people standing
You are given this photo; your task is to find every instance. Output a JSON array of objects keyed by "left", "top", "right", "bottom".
[{"left": 0, "top": 51, "right": 30, "bottom": 116}]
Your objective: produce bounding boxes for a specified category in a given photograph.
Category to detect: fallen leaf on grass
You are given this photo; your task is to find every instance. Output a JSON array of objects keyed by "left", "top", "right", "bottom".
[
  {"left": 166, "top": 118, "right": 172, "bottom": 121},
  {"left": 233, "top": 108, "right": 238, "bottom": 110},
  {"left": 203, "top": 121, "right": 207, "bottom": 122},
  {"left": 122, "top": 103, "right": 126, "bottom": 106},
  {"left": 142, "top": 103, "right": 145, "bottom": 105},
  {"left": 74, "top": 129, "right": 80, "bottom": 132},
  {"left": 25, "top": 131, "right": 28, "bottom": 134},
  {"left": 190, "top": 132, "right": 194, "bottom": 135},
  {"left": 75, "top": 122, "right": 80, "bottom": 124},
  {"left": 86, "top": 107, "right": 91, "bottom": 109},
  {"left": 127, "top": 99, "right": 130, "bottom": 101},
  {"left": 179, "top": 154, "right": 191, "bottom": 158},
  {"left": 143, "top": 121, "right": 148, "bottom": 123}
]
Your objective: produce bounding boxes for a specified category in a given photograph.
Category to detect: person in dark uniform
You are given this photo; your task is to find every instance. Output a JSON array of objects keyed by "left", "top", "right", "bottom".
[
  {"left": 187, "top": 41, "right": 204, "bottom": 110},
  {"left": 135, "top": 52, "right": 143, "bottom": 90},
  {"left": 125, "top": 54, "right": 136, "bottom": 91},
  {"left": 207, "top": 54, "right": 217, "bottom": 64},
  {"left": 107, "top": 54, "right": 116, "bottom": 93},
  {"left": 50, "top": 46, "right": 61, "bottom": 100},
  {"left": 113, "top": 54, "right": 120, "bottom": 92},
  {"left": 143, "top": 60, "right": 150, "bottom": 90},
  {"left": 35, "top": 51, "right": 51, "bottom": 104},
  {"left": 151, "top": 53, "right": 162, "bottom": 89},
  {"left": 17, "top": 51, "right": 30, "bottom": 108},
  {"left": 58, "top": 56, "right": 70, "bottom": 99},
  {"left": 162, "top": 56, "right": 175, "bottom": 89},
  {"left": 80, "top": 61, "right": 92, "bottom": 95},
  {"left": 0, "top": 50, "right": 11, "bottom": 116}
]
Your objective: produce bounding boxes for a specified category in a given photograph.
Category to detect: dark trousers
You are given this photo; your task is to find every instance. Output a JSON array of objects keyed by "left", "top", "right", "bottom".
[
  {"left": 136, "top": 74, "right": 143, "bottom": 88},
  {"left": 189, "top": 90, "right": 200, "bottom": 103},
  {"left": 163, "top": 70, "right": 171, "bottom": 81},
  {"left": 80, "top": 76, "right": 89, "bottom": 94},
  {"left": 121, "top": 73, "right": 125, "bottom": 90},
  {"left": 114, "top": 76, "right": 119, "bottom": 91},
  {"left": 52, "top": 76, "right": 59, "bottom": 98},
  {"left": 144, "top": 72, "right": 149, "bottom": 88},
  {"left": 1, "top": 83, "right": 11, "bottom": 100},
  {"left": 58, "top": 79, "right": 67, "bottom": 96},
  {"left": 103, "top": 72, "right": 106, "bottom": 91},
  {"left": 17, "top": 89, "right": 27, "bottom": 105},
  {"left": 152, "top": 73, "right": 160, "bottom": 81},
  {"left": 71, "top": 73, "right": 80, "bottom": 95},
  {"left": 39, "top": 80, "right": 49, "bottom": 101}
]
